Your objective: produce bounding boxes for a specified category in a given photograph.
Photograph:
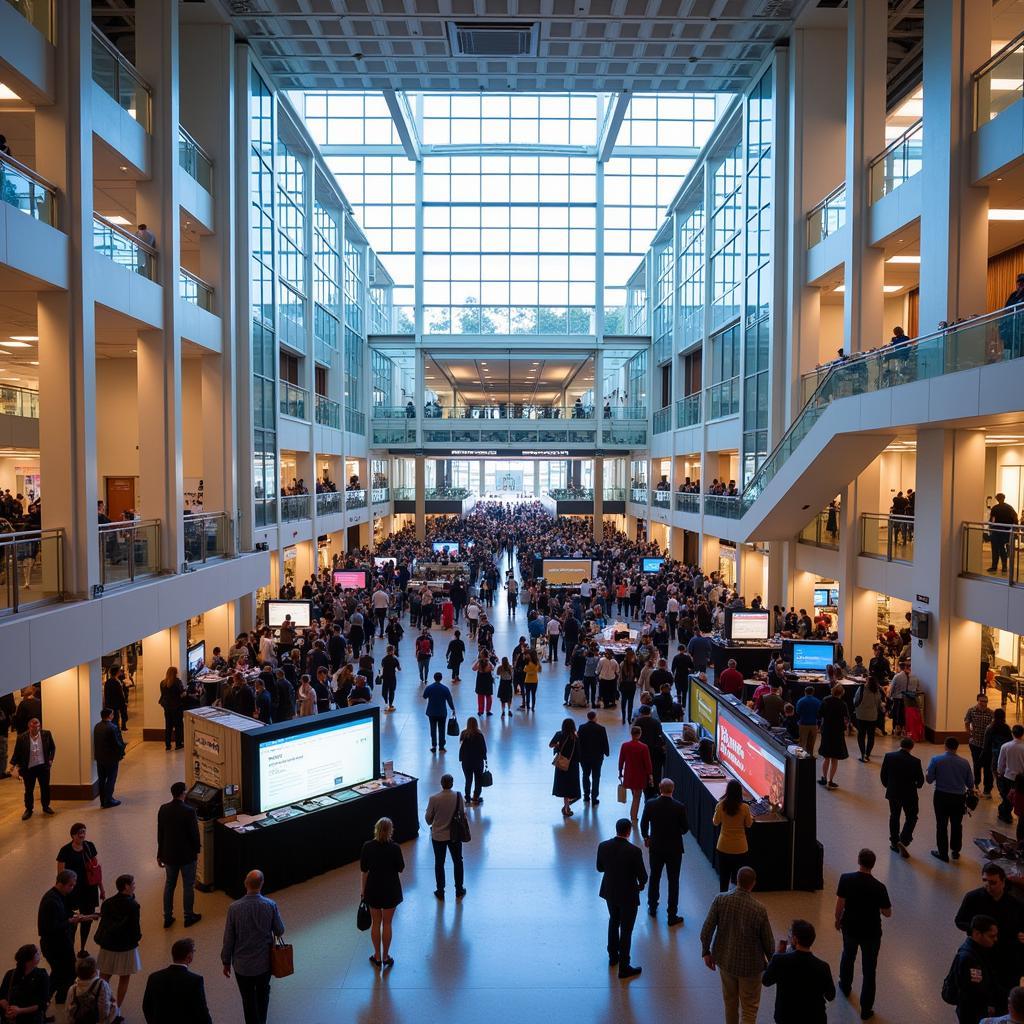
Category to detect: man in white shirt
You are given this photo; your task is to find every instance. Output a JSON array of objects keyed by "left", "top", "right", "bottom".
[
  {"left": 465, "top": 598, "right": 481, "bottom": 639},
  {"left": 371, "top": 586, "right": 390, "bottom": 637},
  {"left": 545, "top": 616, "right": 562, "bottom": 663},
  {"left": 10, "top": 717, "right": 56, "bottom": 820},
  {"left": 998, "top": 725, "right": 1024, "bottom": 821},
  {"left": 579, "top": 579, "right": 593, "bottom": 607},
  {"left": 597, "top": 650, "right": 621, "bottom": 708}
]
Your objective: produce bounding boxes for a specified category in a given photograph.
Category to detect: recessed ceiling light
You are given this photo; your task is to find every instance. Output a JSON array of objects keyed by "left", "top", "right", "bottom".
[
  {"left": 886, "top": 255, "right": 920, "bottom": 264},
  {"left": 0, "top": 341, "right": 31, "bottom": 348},
  {"left": 106, "top": 215, "right": 132, "bottom": 226},
  {"left": 28, "top": 361, "right": 38, "bottom": 365},
  {"left": 9, "top": 336, "right": 37, "bottom": 342},
  {"left": 990, "top": 209, "right": 1024, "bottom": 220}
]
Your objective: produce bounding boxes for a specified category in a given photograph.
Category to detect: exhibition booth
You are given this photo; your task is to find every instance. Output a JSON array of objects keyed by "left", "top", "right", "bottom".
[
  {"left": 184, "top": 705, "right": 418, "bottom": 897},
  {"left": 667, "top": 674, "right": 823, "bottom": 891}
]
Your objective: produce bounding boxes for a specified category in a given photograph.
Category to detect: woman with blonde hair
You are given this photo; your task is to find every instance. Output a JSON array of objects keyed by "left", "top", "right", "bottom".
[
  {"left": 296, "top": 674, "right": 316, "bottom": 718},
  {"left": 359, "top": 817, "right": 404, "bottom": 968}
]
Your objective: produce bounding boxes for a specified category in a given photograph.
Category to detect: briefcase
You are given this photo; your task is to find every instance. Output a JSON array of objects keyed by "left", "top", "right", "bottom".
[
  {"left": 269, "top": 935, "right": 294, "bottom": 978},
  {"left": 617, "top": 784, "right": 627, "bottom": 804}
]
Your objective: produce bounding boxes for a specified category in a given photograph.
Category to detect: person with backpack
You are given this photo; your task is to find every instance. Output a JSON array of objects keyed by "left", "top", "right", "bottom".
[
  {"left": 65, "top": 955, "right": 116, "bottom": 1024},
  {"left": 944, "top": 915, "right": 1002, "bottom": 1024},
  {"left": 415, "top": 629, "right": 434, "bottom": 685}
]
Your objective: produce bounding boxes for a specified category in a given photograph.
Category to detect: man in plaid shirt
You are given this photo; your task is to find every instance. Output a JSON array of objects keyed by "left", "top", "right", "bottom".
[
  {"left": 700, "top": 866, "right": 775, "bottom": 1024},
  {"left": 965, "top": 693, "right": 995, "bottom": 795}
]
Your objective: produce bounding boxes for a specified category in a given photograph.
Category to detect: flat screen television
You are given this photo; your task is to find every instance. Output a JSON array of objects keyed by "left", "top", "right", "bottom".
[
  {"left": 642, "top": 557, "right": 665, "bottom": 574},
  {"left": 542, "top": 558, "right": 593, "bottom": 585},
  {"left": 432, "top": 541, "right": 459, "bottom": 555},
  {"left": 251, "top": 709, "right": 378, "bottom": 813},
  {"left": 186, "top": 641, "right": 206, "bottom": 678},
  {"left": 727, "top": 610, "right": 770, "bottom": 641},
  {"left": 814, "top": 586, "right": 840, "bottom": 607},
  {"left": 265, "top": 599, "right": 312, "bottom": 629},
  {"left": 716, "top": 708, "right": 787, "bottom": 808},
  {"left": 689, "top": 678, "right": 718, "bottom": 738},
  {"left": 333, "top": 570, "right": 367, "bottom": 590},
  {"left": 789, "top": 641, "right": 836, "bottom": 672}
]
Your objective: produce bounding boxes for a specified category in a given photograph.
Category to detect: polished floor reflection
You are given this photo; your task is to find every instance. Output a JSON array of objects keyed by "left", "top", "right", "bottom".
[{"left": 0, "top": 575, "right": 999, "bottom": 1022}]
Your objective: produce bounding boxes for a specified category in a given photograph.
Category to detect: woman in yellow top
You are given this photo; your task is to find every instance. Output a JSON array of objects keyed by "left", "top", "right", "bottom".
[
  {"left": 713, "top": 778, "right": 752, "bottom": 893},
  {"left": 522, "top": 651, "right": 541, "bottom": 712}
]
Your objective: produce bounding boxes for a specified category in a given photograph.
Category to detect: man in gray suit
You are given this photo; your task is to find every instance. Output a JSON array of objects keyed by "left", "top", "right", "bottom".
[{"left": 425, "top": 773, "right": 465, "bottom": 900}]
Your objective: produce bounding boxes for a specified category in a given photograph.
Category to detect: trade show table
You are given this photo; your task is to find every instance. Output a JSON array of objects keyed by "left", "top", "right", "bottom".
[
  {"left": 708, "top": 637, "right": 782, "bottom": 677},
  {"left": 213, "top": 776, "right": 419, "bottom": 897}
]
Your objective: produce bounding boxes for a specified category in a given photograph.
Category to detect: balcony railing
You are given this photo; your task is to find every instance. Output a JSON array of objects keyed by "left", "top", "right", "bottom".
[
  {"left": 675, "top": 491, "right": 700, "bottom": 514},
  {"left": 0, "top": 152, "right": 58, "bottom": 227},
  {"left": 652, "top": 407, "right": 672, "bottom": 434},
  {"left": 0, "top": 528, "right": 63, "bottom": 614},
  {"left": 651, "top": 488, "right": 671, "bottom": 507},
  {"left": 423, "top": 404, "right": 597, "bottom": 421},
  {"left": 98, "top": 519, "right": 160, "bottom": 587},
  {"left": 738, "top": 307, "right": 1024, "bottom": 522},
  {"left": 798, "top": 508, "right": 840, "bottom": 549},
  {"left": 179, "top": 268, "right": 214, "bottom": 311},
  {"left": 371, "top": 487, "right": 390, "bottom": 505},
  {"left": 962, "top": 521, "right": 1024, "bottom": 584},
  {"left": 346, "top": 408, "right": 366, "bottom": 435},
  {"left": 373, "top": 424, "right": 417, "bottom": 445},
  {"left": 373, "top": 404, "right": 416, "bottom": 419},
  {"left": 5, "top": 0, "right": 54, "bottom": 41},
  {"left": 280, "top": 494, "right": 311, "bottom": 522},
  {"left": 0, "top": 384, "right": 39, "bottom": 418},
  {"left": 603, "top": 487, "right": 627, "bottom": 502},
  {"left": 704, "top": 494, "right": 742, "bottom": 519},
  {"left": 183, "top": 511, "right": 231, "bottom": 566},
  {"left": 93, "top": 214, "right": 155, "bottom": 279},
  {"left": 425, "top": 488, "right": 471, "bottom": 500},
  {"left": 806, "top": 184, "right": 847, "bottom": 247},
  {"left": 974, "top": 30, "right": 1024, "bottom": 127},
  {"left": 315, "top": 394, "right": 341, "bottom": 429},
  {"left": 393, "top": 487, "right": 415, "bottom": 501},
  {"left": 549, "top": 487, "right": 594, "bottom": 501},
  {"left": 346, "top": 489, "right": 367, "bottom": 510},
  {"left": 367, "top": 305, "right": 415, "bottom": 335},
  {"left": 860, "top": 513, "right": 914, "bottom": 563},
  {"left": 279, "top": 381, "right": 309, "bottom": 420},
  {"left": 91, "top": 27, "right": 151, "bottom": 130},
  {"left": 676, "top": 393, "right": 701, "bottom": 428},
  {"left": 178, "top": 127, "right": 213, "bottom": 192},
  {"left": 316, "top": 491, "right": 343, "bottom": 516},
  {"left": 706, "top": 378, "right": 740, "bottom": 420},
  {"left": 424, "top": 305, "right": 596, "bottom": 335},
  {"left": 869, "top": 120, "right": 922, "bottom": 203},
  {"left": 630, "top": 487, "right": 648, "bottom": 505}
]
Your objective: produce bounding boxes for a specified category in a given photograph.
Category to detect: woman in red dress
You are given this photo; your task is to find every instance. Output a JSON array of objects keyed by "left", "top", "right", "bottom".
[{"left": 618, "top": 725, "right": 653, "bottom": 821}]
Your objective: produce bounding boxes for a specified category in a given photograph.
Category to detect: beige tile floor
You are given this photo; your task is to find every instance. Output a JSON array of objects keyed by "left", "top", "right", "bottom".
[{"left": 0, "top": 584, "right": 1008, "bottom": 1023}]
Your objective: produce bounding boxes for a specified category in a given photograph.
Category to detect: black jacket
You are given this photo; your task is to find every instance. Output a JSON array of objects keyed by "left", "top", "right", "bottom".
[
  {"left": 596, "top": 835, "right": 648, "bottom": 907},
  {"left": 762, "top": 949, "right": 836, "bottom": 1024},
  {"left": 952, "top": 936, "right": 1001, "bottom": 1024},
  {"left": 103, "top": 676, "right": 127, "bottom": 711},
  {"left": 156, "top": 798, "right": 200, "bottom": 865},
  {"left": 633, "top": 714, "right": 665, "bottom": 758},
  {"left": 954, "top": 886, "right": 1024, "bottom": 982},
  {"left": 577, "top": 720, "right": 610, "bottom": 764},
  {"left": 878, "top": 748, "right": 924, "bottom": 801},
  {"left": 0, "top": 693, "right": 16, "bottom": 735},
  {"left": 10, "top": 730, "right": 55, "bottom": 771},
  {"left": 95, "top": 892, "right": 142, "bottom": 952},
  {"left": 142, "top": 965, "right": 212, "bottom": 1024},
  {"left": 639, "top": 794, "right": 689, "bottom": 855},
  {"left": 13, "top": 695, "right": 42, "bottom": 734},
  {"left": 93, "top": 720, "right": 126, "bottom": 766}
]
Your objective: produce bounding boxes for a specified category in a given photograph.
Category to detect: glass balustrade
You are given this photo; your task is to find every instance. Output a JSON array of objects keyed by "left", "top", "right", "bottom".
[
  {"left": 652, "top": 407, "right": 672, "bottom": 434},
  {"left": 424, "top": 305, "right": 596, "bottom": 335},
  {"left": 346, "top": 408, "right": 366, "bottom": 435},
  {"left": 425, "top": 488, "right": 470, "bottom": 500},
  {"left": 0, "top": 529, "right": 63, "bottom": 614},
  {"left": 93, "top": 216, "right": 155, "bottom": 278},
  {"left": 0, "top": 385, "right": 39, "bottom": 418},
  {"left": 183, "top": 512, "right": 230, "bottom": 565},
  {"left": 706, "top": 378, "right": 740, "bottom": 420},
  {"left": 798, "top": 509, "right": 840, "bottom": 549},
  {"left": 548, "top": 487, "right": 594, "bottom": 501},
  {"left": 0, "top": 152, "right": 57, "bottom": 226},
  {"left": 859, "top": 514, "right": 915, "bottom": 562},
  {"left": 98, "top": 519, "right": 160, "bottom": 587},
  {"left": 91, "top": 27, "right": 151, "bottom": 130},
  {"left": 704, "top": 495, "right": 742, "bottom": 518},
  {"left": 280, "top": 494, "right": 311, "bottom": 521},
  {"left": 673, "top": 492, "right": 699, "bottom": 514},
  {"left": 316, "top": 491, "right": 343, "bottom": 516},
  {"left": 4, "top": 0, "right": 54, "bottom": 40},
  {"left": 371, "top": 487, "right": 390, "bottom": 505},
  {"left": 346, "top": 489, "right": 367, "bottom": 509},
  {"left": 676, "top": 394, "right": 701, "bottom": 428},
  {"left": 279, "top": 381, "right": 309, "bottom": 420},
  {"left": 392, "top": 487, "right": 415, "bottom": 501},
  {"left": 421, "top": 404, "right": 597, "bottom": 421},
  {"left": 315, "top": 394, "right": 341, "bottom": 429},
  {"left": 373, "top": 404, "right": 415, "bottom": 419},
  {"left": 869, "top": 120, "right": 923, "bottom": 203},
  {"left": 962, "top": 521, "right": 1024, "bottom": 584},
  {"left": 630, "top": 487, "right": 648, "bottom": 505},
  {"left": 178, "top": 127, "right": 213, "bottom": 192},
  {"left": 975, "top": 33, "right": 1024, "bottom": 126},
  {"left": 806, "top": 184, "right": 847, "bottom": 247},
  {"left": 651, "top": 488, "right": 671, "bottom": 507},
  {"left": 602, "top": 487, "right": 626, "bottom": 502},
  {"left": 179, "top": 269, "right": 214, "bottom": 311}
]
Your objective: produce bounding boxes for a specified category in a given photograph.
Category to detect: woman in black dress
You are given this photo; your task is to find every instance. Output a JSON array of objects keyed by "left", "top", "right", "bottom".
[
  {"left": 360, "top": 817, "right": 404, "bottom": 968},
  {"left": 473, "top": 655, "right": 495, "bottom": 716},
  {"left": 56, "top": 823, "right": 104, "bottom": 955},
  {"left": 459, "top": 716, "right": 488, "bottom": 805},
  {"left": 549, "top": 717, "right": 581, "bottom": 817},
  {"left": 817, "top": 683, "right": 850, "bottom": 790},
  {"left": 0, "top": 945, "right": 48, "bottom": 1024}
]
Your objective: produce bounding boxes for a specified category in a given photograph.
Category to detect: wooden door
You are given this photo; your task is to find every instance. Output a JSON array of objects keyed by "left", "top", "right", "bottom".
[{"left": 105, "top": 477, "right": 135, "bottom": 520}]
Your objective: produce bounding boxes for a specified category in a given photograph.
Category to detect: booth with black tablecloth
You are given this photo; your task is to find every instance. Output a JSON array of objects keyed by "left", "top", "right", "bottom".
[
  {"left": 662, "top": 675, "right": 822, "bottom": 891},
  {"left": 183, "top": 706, "right": 419, "bottom": 896},
  {"left": 708, "top": 636, "right": 782, "bottom": 678}
]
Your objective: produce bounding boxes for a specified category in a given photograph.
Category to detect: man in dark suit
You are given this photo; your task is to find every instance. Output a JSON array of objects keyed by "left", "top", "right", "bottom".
[
  {"left": 93, "top": 706, "right": 126, "bottom": 808},
  {"left": 143, "top": 937, "right": 213, "bottom": 1024},
  {"left": 157, "top": 781, "right": 202, "bottom": 928},
  {"left": 762, "top": 918, "right": 836, "bottom": 1023},
  {"left": 632, "top": 705, "right": 666, "bottom": 787},
  {"left": 10, "top": 717, "right": 55, "bottom": 820},
  {"left": 879, "top": 736, "right": 924, "bottom": 858},
  {"left": 13, "top": 685, "right": 41, "bottom": 734},
  {"left": 578, "top": 710, "right": 610, "bottom": 804},
  {"left": 596, "top": 817, "right": 648, "bottom": 980},
  {"left": 640, "top": 778, "right": 690, "bottom": 925}
]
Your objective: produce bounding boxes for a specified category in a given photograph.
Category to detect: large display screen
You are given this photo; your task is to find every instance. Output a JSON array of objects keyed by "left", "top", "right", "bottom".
[
  {"left": 728, "top": 610, "right": 770, "bottom": 641},
  {"left": 642, "top": 557, "right": 665, "bottom": 574},
  {"left": 791, "top": 642, "right": 836, "bottom": 672},
  {"left": 543, "top": 558, "right": 593, "bottom": 585},
  {"left": 187, "top": 641, "right": 205, "bottom": 677},
  {"left": 257, "top": 716, "right": 376, "bottom": 812},
  {"left": 814, "top": 586, "right": 840, "bottom": 608},
  {"left": 432, "top": 541, "right": 459, "bottom": 555},
  {"left": 373, "top": 557, "right": 396, "bottom": 570},
  {"left": 333, "top": 570, "right": 367, "bottom": 590},
  {"left": 689, "top": 678, "right": 718, "bottom": 738},
  {"left": 266, "top": 600, "right": 312, "bottom": 628},
  {"left": 717, "top": 710, "right": 787, "bottom": 807}
]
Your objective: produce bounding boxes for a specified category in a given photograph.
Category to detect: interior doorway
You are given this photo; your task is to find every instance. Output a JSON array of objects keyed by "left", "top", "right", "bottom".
[{"left": 105, "top": 477, "right": 136, "bottom": 519}]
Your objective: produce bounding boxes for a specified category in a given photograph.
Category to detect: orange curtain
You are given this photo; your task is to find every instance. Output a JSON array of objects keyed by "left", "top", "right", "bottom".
[{"left": 988, "top": 244, "right": 1024, "bottom": 312}]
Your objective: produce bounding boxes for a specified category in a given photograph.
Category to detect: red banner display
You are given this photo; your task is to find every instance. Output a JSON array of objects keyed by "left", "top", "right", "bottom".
[
  {"left": 716, "top": 712, "right": 786, "bottom": 806},
  {"left": 333, "top": 570, "right": 367, "bottom": 590}
]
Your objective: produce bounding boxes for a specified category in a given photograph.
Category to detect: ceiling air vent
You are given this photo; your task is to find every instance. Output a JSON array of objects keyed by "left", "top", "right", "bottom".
[
  {"left": 754, "top": 0, "right": 795, "bottom": 14},
  {"left": 447, "top": 22, "right": 540, "bottom": 58}
]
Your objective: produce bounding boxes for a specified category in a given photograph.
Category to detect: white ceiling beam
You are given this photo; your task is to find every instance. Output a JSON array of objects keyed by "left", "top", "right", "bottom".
[
  {"left": 597, "top": 92, "right": 631, "bottom": 163},
  {"left": 383, "top": 89, "right": 421, "bottom": 162}
]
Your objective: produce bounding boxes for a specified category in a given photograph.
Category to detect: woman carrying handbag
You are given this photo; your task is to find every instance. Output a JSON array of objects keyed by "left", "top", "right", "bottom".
[
  {"left": 359, "top": 817, "right": 404, "bottom": 969},
  {"left": 549, "top": 718, "right": 581, "bottom": 817}
]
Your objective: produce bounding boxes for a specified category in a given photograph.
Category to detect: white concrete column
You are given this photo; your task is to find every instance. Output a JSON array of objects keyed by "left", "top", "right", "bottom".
[
  {"left": 919, "top": 0, "right": 991, "bottom": 330},
  {"left": 203, "top": 601, "right": 238, "bottom": 661},
  {"left": 45, "top": 662, "right": 102, "bottom": 799},
  {"left": 142, "top": 626, "right": 188, "bottom": 742},
  {"left": 593, "top": 457, "right": 604, "bottom": 542},
  {"left": 838, "top": 462, "right": 880, "bottom": 656},
  {"left": 843, "top": 0, "right": 887, "bottom": 353},
  {"left": 201, "top": 354, "right": 228, "bottom": 515},
  {"left": 414, "top": 455, "right": 426, "bottom": 541},
  {"left": 912, "top": 429, "right": 985, "bottom": 735}
]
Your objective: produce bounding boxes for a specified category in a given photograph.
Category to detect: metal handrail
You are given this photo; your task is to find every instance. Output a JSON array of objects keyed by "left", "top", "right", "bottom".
[
  {"left": 869, "top": 119, "right": 923, "bottom": 168},
  {"left": 0, "top": 150, "right": 58, "bottom": 194},
  {"left": 0, "top": 527, "right": 64, "bottom": 614},
  {"left": 807, "top": 182, "right": 846, "bottom": 216},
  {"left": 91, "top": 26, "right": 152, "bottom": 130},
  {"left": 0, "top": 384, "right": 40, "bottom": 418},
  {"left": 973, "top": 28, "right": 1024, "bottom": 81},
  {"left": 93, "top": 213, "right": 157, "bottom": 256},
  {"left": 178, "top": 126, "right": 214, "bottom": 168},
  {"left": 179, "top": 267, "right": 214, "bottom": 309},
  {"left": 98, "top": 518, "right": 161, "bottom": 586},
  {"left": 91, "top": 26, "right": 151, "bottom": 93}
]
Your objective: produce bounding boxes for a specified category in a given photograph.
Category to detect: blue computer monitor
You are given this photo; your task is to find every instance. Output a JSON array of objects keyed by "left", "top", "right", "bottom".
[
  {"left": 791, "top": 642, "right": 835, "bottom": 672},
  {"left": 642, "top": 557, "right": 665, "bottom": 574}
]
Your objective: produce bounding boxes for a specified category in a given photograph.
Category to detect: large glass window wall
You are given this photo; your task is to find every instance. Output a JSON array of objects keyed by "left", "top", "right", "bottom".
[
  {"left": 677, "top": 200, "right": 705, "bottom": 350},
  {"left": 710, "top": 138, "right": 742, "bottom": 329}
]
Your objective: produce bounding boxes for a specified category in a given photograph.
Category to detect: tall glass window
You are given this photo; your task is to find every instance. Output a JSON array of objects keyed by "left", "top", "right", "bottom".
[
  {"left": 344, "top": 232, "right": 366, "bottom": 434},
  {"left": 710, "top": 139, "right": 742, "bottom": 329},
  {"left": 652, "top": 240, "right": 674, "bottom": 371},
  {"left": 676, "top": 199, "right": 705, "bottom": 350},
  {"left": 276, "top": 142, "right": 307, "bottom": 354},
  {"left": 314, "top": 202, "right": 341, "bottom": 361},
  {"left": 707, "top": 323, "right": 740, "bottom": 420}
]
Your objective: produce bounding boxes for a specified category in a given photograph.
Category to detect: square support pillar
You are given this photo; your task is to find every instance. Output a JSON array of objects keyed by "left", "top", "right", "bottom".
[
  {"left": 142, "top": 626, "right": 188, "bottom": 741},
  {"left": 838, "top": 462, "right": 880, "bottom": 658},
  {"left": 414, "top": 455, "right": 426, "bottom": 541},
  {"left": 45, "top": 662, "right": 102, "bottom": 800},
  {"left": 593, "top": 457, "right": 604, "bottom": 542}
]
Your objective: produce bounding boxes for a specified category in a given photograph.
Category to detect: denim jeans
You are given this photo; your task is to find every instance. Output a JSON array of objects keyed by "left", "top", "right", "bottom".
[{"left": 163, "top": 860, "right": 197, "bottom": 919}]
